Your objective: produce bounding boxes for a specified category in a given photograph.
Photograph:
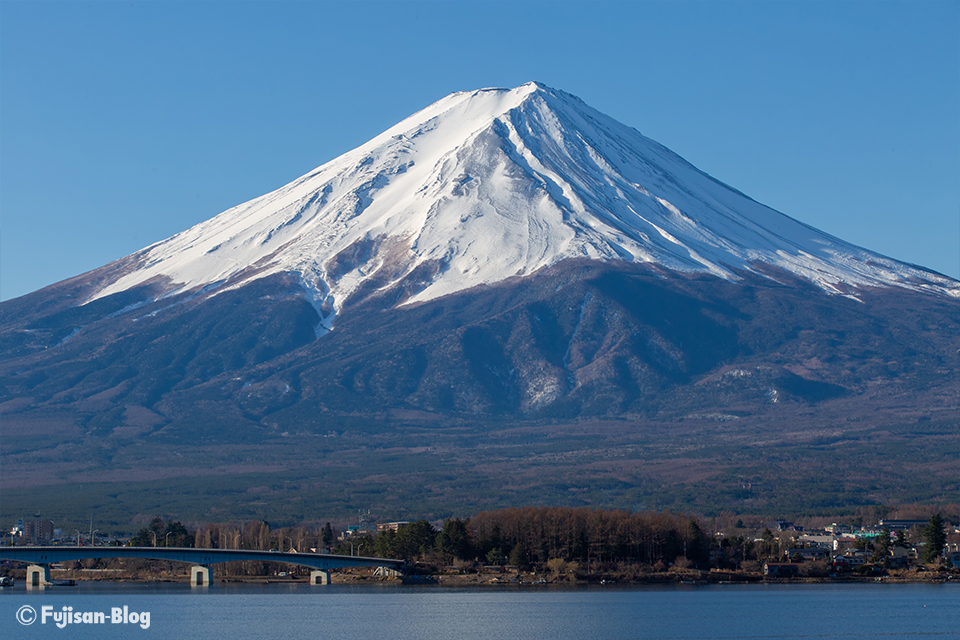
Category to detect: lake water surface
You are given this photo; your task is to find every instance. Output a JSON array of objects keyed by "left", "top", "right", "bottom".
[{"left": 2, "top": 581, "right": 957, "bottom": 639}]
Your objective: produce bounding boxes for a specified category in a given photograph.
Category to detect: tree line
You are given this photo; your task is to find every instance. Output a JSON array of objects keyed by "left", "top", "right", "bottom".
[
  {"left": 127, "top": 508, "right": 953, "bottom": 575},
  {"left": 331, "top": 507, "right": 710, "bottom": 571}
]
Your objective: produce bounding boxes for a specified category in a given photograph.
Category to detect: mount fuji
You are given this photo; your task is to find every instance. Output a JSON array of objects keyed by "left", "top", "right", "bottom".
[
  {"left": 85, "top": 82, "right": 958, "bottom": 327},
  {"left": 2, "top": 83, "right": 958, "bottom": 521}
]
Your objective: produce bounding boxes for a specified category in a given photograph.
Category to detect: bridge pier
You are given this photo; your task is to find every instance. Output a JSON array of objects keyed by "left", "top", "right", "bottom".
[
  {"left": 0, "top": 547, "right": 403, "bottom": 589},
  {"left": 26, "top": 564, "right": 51, "bottom": 589},
  {"left": 190, "top": 565, "right": 212, "bottom": 587}
]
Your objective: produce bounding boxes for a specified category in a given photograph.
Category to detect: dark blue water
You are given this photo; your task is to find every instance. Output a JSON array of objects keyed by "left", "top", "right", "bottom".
[{"left": 2, "top": 581, "right": 958, "bottom": 639}]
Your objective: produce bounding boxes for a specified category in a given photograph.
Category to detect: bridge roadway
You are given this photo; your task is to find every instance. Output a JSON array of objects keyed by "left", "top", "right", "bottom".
[{"left": 0, "top": 546, "right": 404, "bottom": 587}]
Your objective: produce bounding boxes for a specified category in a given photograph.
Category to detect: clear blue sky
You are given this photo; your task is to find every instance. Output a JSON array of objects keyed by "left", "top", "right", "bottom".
[{"left": 2, "top": 0, "right": 958, "bottom": 301}]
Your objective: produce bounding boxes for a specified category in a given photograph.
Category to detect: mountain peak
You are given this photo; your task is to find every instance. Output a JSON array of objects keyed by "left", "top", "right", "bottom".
[{"left": 86, "top": 83, "right": 959, "bottom": 333}]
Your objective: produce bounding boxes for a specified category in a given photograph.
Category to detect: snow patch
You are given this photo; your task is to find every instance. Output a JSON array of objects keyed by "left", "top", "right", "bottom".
[{"left": 57, "top": 327, "right": 81, "bottom": 346}]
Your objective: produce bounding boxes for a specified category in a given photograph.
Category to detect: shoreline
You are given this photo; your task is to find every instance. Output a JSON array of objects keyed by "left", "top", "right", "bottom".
[{"left": 14, "top": 568, "right": 954, "bottom": 587}]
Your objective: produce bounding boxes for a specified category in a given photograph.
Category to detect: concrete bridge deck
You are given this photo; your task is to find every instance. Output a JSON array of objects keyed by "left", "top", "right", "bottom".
[{"left": 0, "top": 546, "right": 404, "bottom": 587}]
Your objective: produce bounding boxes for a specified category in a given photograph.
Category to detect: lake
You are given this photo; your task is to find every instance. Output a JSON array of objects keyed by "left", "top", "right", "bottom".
[{"left": 2, "top": 581, "right": 958, "bottom": 639}]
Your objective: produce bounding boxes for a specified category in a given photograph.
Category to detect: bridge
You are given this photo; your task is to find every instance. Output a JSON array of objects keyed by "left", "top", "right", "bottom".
[{"left": 0, "top": 546, "right": 404, "bottom": 588}]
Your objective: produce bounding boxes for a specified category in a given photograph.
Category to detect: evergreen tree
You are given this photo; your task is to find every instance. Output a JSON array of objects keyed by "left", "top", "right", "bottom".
[
  {"left": 130, "top": 518, "right": 193, "bottom": 547},
  {"left": 509, "top": 543, "right": 528, "bottom": 570},
  {"left": 872, "top": 529, "right": 891, "bottom": 564},
  {"left": 436, "top": 518, "right": 471, "bottom": 560},
  {"left": 894, "top": 529, "right": 907, "bottom": 547},
  {"left": 397, "top": 520, "right": 437, "bottom": 559},
  {"left": 922, "top": 513, "right": 947, "bottom": 564},
  {"left": 686, "top": 518, "right": 710, "bottom": 568}
]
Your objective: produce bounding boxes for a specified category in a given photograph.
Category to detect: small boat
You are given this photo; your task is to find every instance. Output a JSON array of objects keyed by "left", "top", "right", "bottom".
[{"left": 0, "top": 576, "right": 14, "bottom": 587}]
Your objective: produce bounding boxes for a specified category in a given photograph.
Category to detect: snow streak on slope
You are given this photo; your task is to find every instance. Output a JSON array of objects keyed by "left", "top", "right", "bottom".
[{"left": 90, "top": 82, "right": 959, "bottom": 331}]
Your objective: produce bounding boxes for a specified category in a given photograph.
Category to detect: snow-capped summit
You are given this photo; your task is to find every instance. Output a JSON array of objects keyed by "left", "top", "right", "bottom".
[
  {"left": 6, "top": 85, "right": 960, "bottom": 508},
  {"left": 89, "top": 82, "right": 959, "bottom": 331}
]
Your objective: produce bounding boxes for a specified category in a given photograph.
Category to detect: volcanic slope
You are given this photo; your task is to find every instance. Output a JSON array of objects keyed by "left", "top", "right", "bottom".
[
  {"left": 82, "top": 82, "right": 958, "bottom": 322},
  {"left": 2, "top": 83, "right": 958, "bottom": 522}
]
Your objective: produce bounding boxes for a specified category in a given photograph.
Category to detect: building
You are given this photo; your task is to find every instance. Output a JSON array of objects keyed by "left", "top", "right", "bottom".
[
  {"left": 799, "top": 534, "right": 835, "bottom": 549},
  {"left": 825, "top": 524, "right": 852, "bottom": 534},
  {"left": 787, "top": 547, "right": 830, "bottom": 561},
  {"left": 833, "top": 535, "right": 860, "bottom": 551},
  {"left": 832, "top": 553, "right": 866, "bottom": 570},
  {"left": 888, "top": 547, "right": 912, "bottom": 569},
  {"left": 877, "top": 519, "right": 929, "bottom": 531},
  {"left": 762, "top": 520, "right": 797, "bottom": 532},
  {"left": 23, "top": 517, "right": 54, "bottom": 543}
]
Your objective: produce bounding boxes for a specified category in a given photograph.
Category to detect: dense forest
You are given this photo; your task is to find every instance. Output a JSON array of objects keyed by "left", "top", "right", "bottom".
[
  {"left": 119, "top": 508, "right": 711, "bottom": 578},
  {"left": 347, "top": 508, "right": 712, "bottom": 570},
  {"left": 115, "top": 506, "right": 956, "bottom": 579}
]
